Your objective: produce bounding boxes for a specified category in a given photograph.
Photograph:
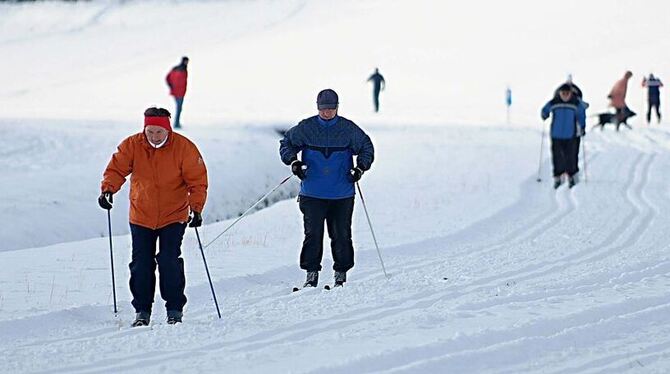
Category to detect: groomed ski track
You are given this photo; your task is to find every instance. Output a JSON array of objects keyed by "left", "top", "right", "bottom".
[{"left": 3, "top": 125, "right": 670, "bottom": 373}]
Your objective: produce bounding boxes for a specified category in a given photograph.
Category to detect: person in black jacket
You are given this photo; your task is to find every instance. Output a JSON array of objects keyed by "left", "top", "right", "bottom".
[
  {"left": 367, "top": 68, "right": 386, "bottom": 112},
  {"left": 642, "top": 74, "right": 663, "bottom": 124}
]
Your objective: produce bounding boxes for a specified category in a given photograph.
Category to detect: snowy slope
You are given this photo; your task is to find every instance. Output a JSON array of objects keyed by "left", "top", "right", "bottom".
[{"left": 2, "top": 0, "right": 670, "bottom": 373}]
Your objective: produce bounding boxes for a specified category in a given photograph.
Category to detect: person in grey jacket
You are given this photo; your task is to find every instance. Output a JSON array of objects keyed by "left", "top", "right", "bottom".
[{"left": 279, "top": 89, "right": 375, "bottom": 288}]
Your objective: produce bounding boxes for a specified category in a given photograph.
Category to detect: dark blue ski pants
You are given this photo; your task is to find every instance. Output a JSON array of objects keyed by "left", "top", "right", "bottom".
[{"left": 129, "top": 222, "right": 187, "bottom": 313}]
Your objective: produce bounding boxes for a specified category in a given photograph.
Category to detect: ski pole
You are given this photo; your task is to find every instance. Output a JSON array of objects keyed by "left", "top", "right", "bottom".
[
  {"left": 106, "top": 209, "right": 118, "bottom": 315},
  {"left": 356, "top": 182, "right": 390, "bottom": 279},
  {"left": 203, "top": 174, "right": 293, "bottom": 249},
  {"left": 195, "top": 227, "right": 222, "bottom": 319},
  {"left": 582, "top": 135, "right": 588, "bottom": 184},
  {"left": 536, "top": 122, "right": 546, "bottom": 182}
]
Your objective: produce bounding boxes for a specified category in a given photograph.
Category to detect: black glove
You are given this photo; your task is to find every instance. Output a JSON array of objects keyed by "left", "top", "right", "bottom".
[
  {"left": 98, "top": 192, "right": 113, "bottom": 210},
  {"left": 349, "top": 167, "right": 364, "bottom": 182},
  {"left": 291, "top": 160, "right": 307, "bottom": 180},
  {"left": 188, "top": 211, "right": 203, "bottom": 228}
]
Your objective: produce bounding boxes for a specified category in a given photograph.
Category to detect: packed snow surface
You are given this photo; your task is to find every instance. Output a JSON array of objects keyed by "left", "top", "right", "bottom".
[{"left": 1, "top": 0, "right": 670, "bottom": 373}]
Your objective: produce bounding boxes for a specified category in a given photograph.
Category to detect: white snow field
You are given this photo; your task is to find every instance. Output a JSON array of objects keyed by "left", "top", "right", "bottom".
[{"left": 2, "top": 0, "right": 670, "bottom": 373}]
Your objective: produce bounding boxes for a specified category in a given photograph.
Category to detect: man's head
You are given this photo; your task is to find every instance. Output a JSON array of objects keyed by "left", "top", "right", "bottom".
[
  {"left": 624, "top": 70, "right": 633, "bottom": 79},
  {"left": 181, "top": 56, "right": 189, "bottom": 67},
  {"left": 558, "top": 83, "right": 573, "bottom": 102},
  {"left": 143, "top": 107, "right": 171, "bottom": 146},
  {"left": 317, "top": 89, "right": 338, "bottom": 120}
]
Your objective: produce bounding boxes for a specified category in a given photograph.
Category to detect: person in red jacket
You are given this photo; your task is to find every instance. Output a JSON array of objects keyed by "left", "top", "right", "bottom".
[
  {"left": 166, "top": 56, "right": 189, "bottom": 129},
  {"left": 99, "top": 107, "right": 208, "bottom": 327}
]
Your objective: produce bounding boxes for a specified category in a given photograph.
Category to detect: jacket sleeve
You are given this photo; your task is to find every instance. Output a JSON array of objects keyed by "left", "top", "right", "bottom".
[
  {"left": 541, "top": 101, "right": 552, "bottom": 120},
  {"left": 101, "top": 138, "right": 134, "bottom": 193},
  {"left": 166, "top": 71, "right": 173, "bottom": 88},
  {"left": 279, "top": 125, "right": 304, "bottom": 165},
  {"left": 182, "top": 143, "right": 208, "bottom": 213},
  {"left": 352, "top": 125, "right": 374, "bottom": 171},
  {"left": 577, "top": 102, "right": 587, "bottom": 129}
]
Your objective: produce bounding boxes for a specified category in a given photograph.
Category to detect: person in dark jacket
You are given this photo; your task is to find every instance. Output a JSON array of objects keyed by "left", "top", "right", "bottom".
[
  {"left": 165, "top": 56, "right": 189, "bottom": 129},
  {"left": 642, "top": 74, "right": 663, "bottom": 124},
  {"left": 541, "top": 84, "right": 587, "bottom": 188},
  {"left": 279, "top": 89, "right": 375, "bottom": 288},
  {"left": 367, "top": 68, "right": 386, "bottom": 112}
]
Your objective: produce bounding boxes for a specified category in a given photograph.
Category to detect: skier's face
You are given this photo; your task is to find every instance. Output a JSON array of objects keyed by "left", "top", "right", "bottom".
[
  {"left": 318, "top": 108, "right": 337, "bottom": 120},
  {"left": 559, "top": 90, "right": 572, "bottom": 102},
  {"left": 144, "top": 125, "right": 169, "bottom": 145}
]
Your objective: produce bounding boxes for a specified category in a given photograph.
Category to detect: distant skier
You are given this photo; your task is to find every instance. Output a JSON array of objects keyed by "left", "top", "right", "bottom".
[
  {"left": 541, "top": 83, "right": 587, "bottom": 189},
  {"left": 608, "top": 71, "right": 635, "bottom": 130},
  {"left": 99, "top": 107, "right": 208, "bottom": 327},
  {"left": 280, "top": 89, "right": 375, "bottom": 289},
  {"left": 553, "top": 75, "right": 589, "bottom": 174},
  {"left": 165, "top": 56, "right": 189, "bottom": 129},
  {"left": 642, "top": 73, "right": 663, "bottom": 124},
  {"left": 367, "top": 68, "right": 385, "bottom": 112}
]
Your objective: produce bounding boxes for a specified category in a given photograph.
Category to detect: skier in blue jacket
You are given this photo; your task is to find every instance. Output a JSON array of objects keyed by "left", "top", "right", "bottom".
[
  {"left": 541, "top": 83, "right": 587, "bottom": 188},
  {"left": 280, "top": 89, "right": 375, "bottom": 288}
]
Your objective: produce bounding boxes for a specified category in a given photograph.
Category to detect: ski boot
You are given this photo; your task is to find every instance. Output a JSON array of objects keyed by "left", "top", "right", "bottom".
[
  {"left": 167, "top": 310, "right": 183, "bottom": 325},
  {"left": 333, "top": 271, "right": 346, "bottom": 287},
  {"left": 553, "top": 176, "right": 563, "bottom": 189},
  {"left": 303, "top": 271, "right": 319, "bottom": 288},
  {"left": 568, "top": 174, "right": 578, "bottom": 188},
  {"left": 132, "top": 311, "right": 151, "bottom": 327}
]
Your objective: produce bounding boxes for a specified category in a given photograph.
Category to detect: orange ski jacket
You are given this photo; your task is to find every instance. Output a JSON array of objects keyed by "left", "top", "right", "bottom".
[{"left": 101, "top": 132, "right": 207, "bottom": 229}]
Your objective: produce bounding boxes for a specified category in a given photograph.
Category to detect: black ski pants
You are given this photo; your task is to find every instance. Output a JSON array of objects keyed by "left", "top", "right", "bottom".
[
  {"left": 551, "top": 137, "right": 579, "bottom": 177},
  {"left": 298, "top": 195, "right": 355, "bottom": 273},
  {"left": 129, "top": 222, "right": 187, "bottom": 313},
  {"left": 372, "top": 88, "right": 381, "bottom": 112},
  {"left": 647, "top": 99, "right": 661, "bottom": 123}
]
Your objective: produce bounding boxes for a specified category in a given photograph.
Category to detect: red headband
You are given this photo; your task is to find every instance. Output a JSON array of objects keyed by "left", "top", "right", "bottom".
[{"left": 144, "top": 116, "right": 171, "bottom": 132}]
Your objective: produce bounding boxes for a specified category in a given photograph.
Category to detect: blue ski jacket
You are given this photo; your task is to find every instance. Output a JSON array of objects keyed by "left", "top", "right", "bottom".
[
  {"left": 279, "top": 115, "right": 374, "bottom": 199},
  {"left": 541, "top": 97, "right": 587, "bottom": 139}
]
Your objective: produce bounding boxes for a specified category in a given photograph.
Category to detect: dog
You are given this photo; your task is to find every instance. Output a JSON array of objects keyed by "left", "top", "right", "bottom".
[{"left": 591, "top": 108, "right": 636, "bottom": 131}]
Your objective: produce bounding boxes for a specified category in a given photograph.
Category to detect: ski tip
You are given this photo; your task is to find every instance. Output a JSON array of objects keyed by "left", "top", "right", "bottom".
[
  {"left": 324, "top": 285, "right": 331, "bottom": 290},
  {"left": 292, "top": 287, "right": 300, "bottom": 292}
]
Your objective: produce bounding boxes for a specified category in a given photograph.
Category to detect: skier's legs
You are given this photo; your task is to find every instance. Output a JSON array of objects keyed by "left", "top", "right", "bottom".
[
  {"left": 551, "top": 138, "right": 567, "bottom": 177},
  {"left": 651, "top": 101, "right": 661, "bottom": 122},
  {"left": 156, "top": 222, "right": 187, "bottom": 312},
  {"left": 325, "top": 197, "right": 355, "bottom": 273},
  {"left": 567, "top": 137, "right": 580, "bottom": 176},
  {"left": 299, "top": 196, "right": 329, "bottom": 272},
  {"left": 373, "top": 89, "right": 380, "bottom": 112},
  {"left": 129, "top": 224, "right": 158, "bottom": 313},
  {"left": 647, "top": 102, "right": 653, "bottom": 123},
  {"left": 174, "top": 97, "right": 184, "bottom": 128}
]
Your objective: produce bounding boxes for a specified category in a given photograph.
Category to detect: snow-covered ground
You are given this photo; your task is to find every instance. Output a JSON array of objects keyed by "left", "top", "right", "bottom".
[{"left": 2, "top": 0, "right": 670, "bottom": 372}]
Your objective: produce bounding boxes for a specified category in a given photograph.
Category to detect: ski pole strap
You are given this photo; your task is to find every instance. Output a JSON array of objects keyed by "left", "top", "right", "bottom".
[{"left": 203, "top": 174, "right": 294, "bottom": 249}]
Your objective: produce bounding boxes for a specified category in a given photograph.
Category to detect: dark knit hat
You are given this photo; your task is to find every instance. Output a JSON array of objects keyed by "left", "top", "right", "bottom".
[
  {"left": 316, "top": 89, "right": 339, "bottom": 110},
  {"left": 558, "top": 83, "right": 572, "bottom": 92}
]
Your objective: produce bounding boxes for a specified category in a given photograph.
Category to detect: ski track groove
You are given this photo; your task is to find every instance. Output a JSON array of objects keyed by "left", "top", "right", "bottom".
[{"left": 312, "top": 296, "right": 670, "bottom": 374}]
